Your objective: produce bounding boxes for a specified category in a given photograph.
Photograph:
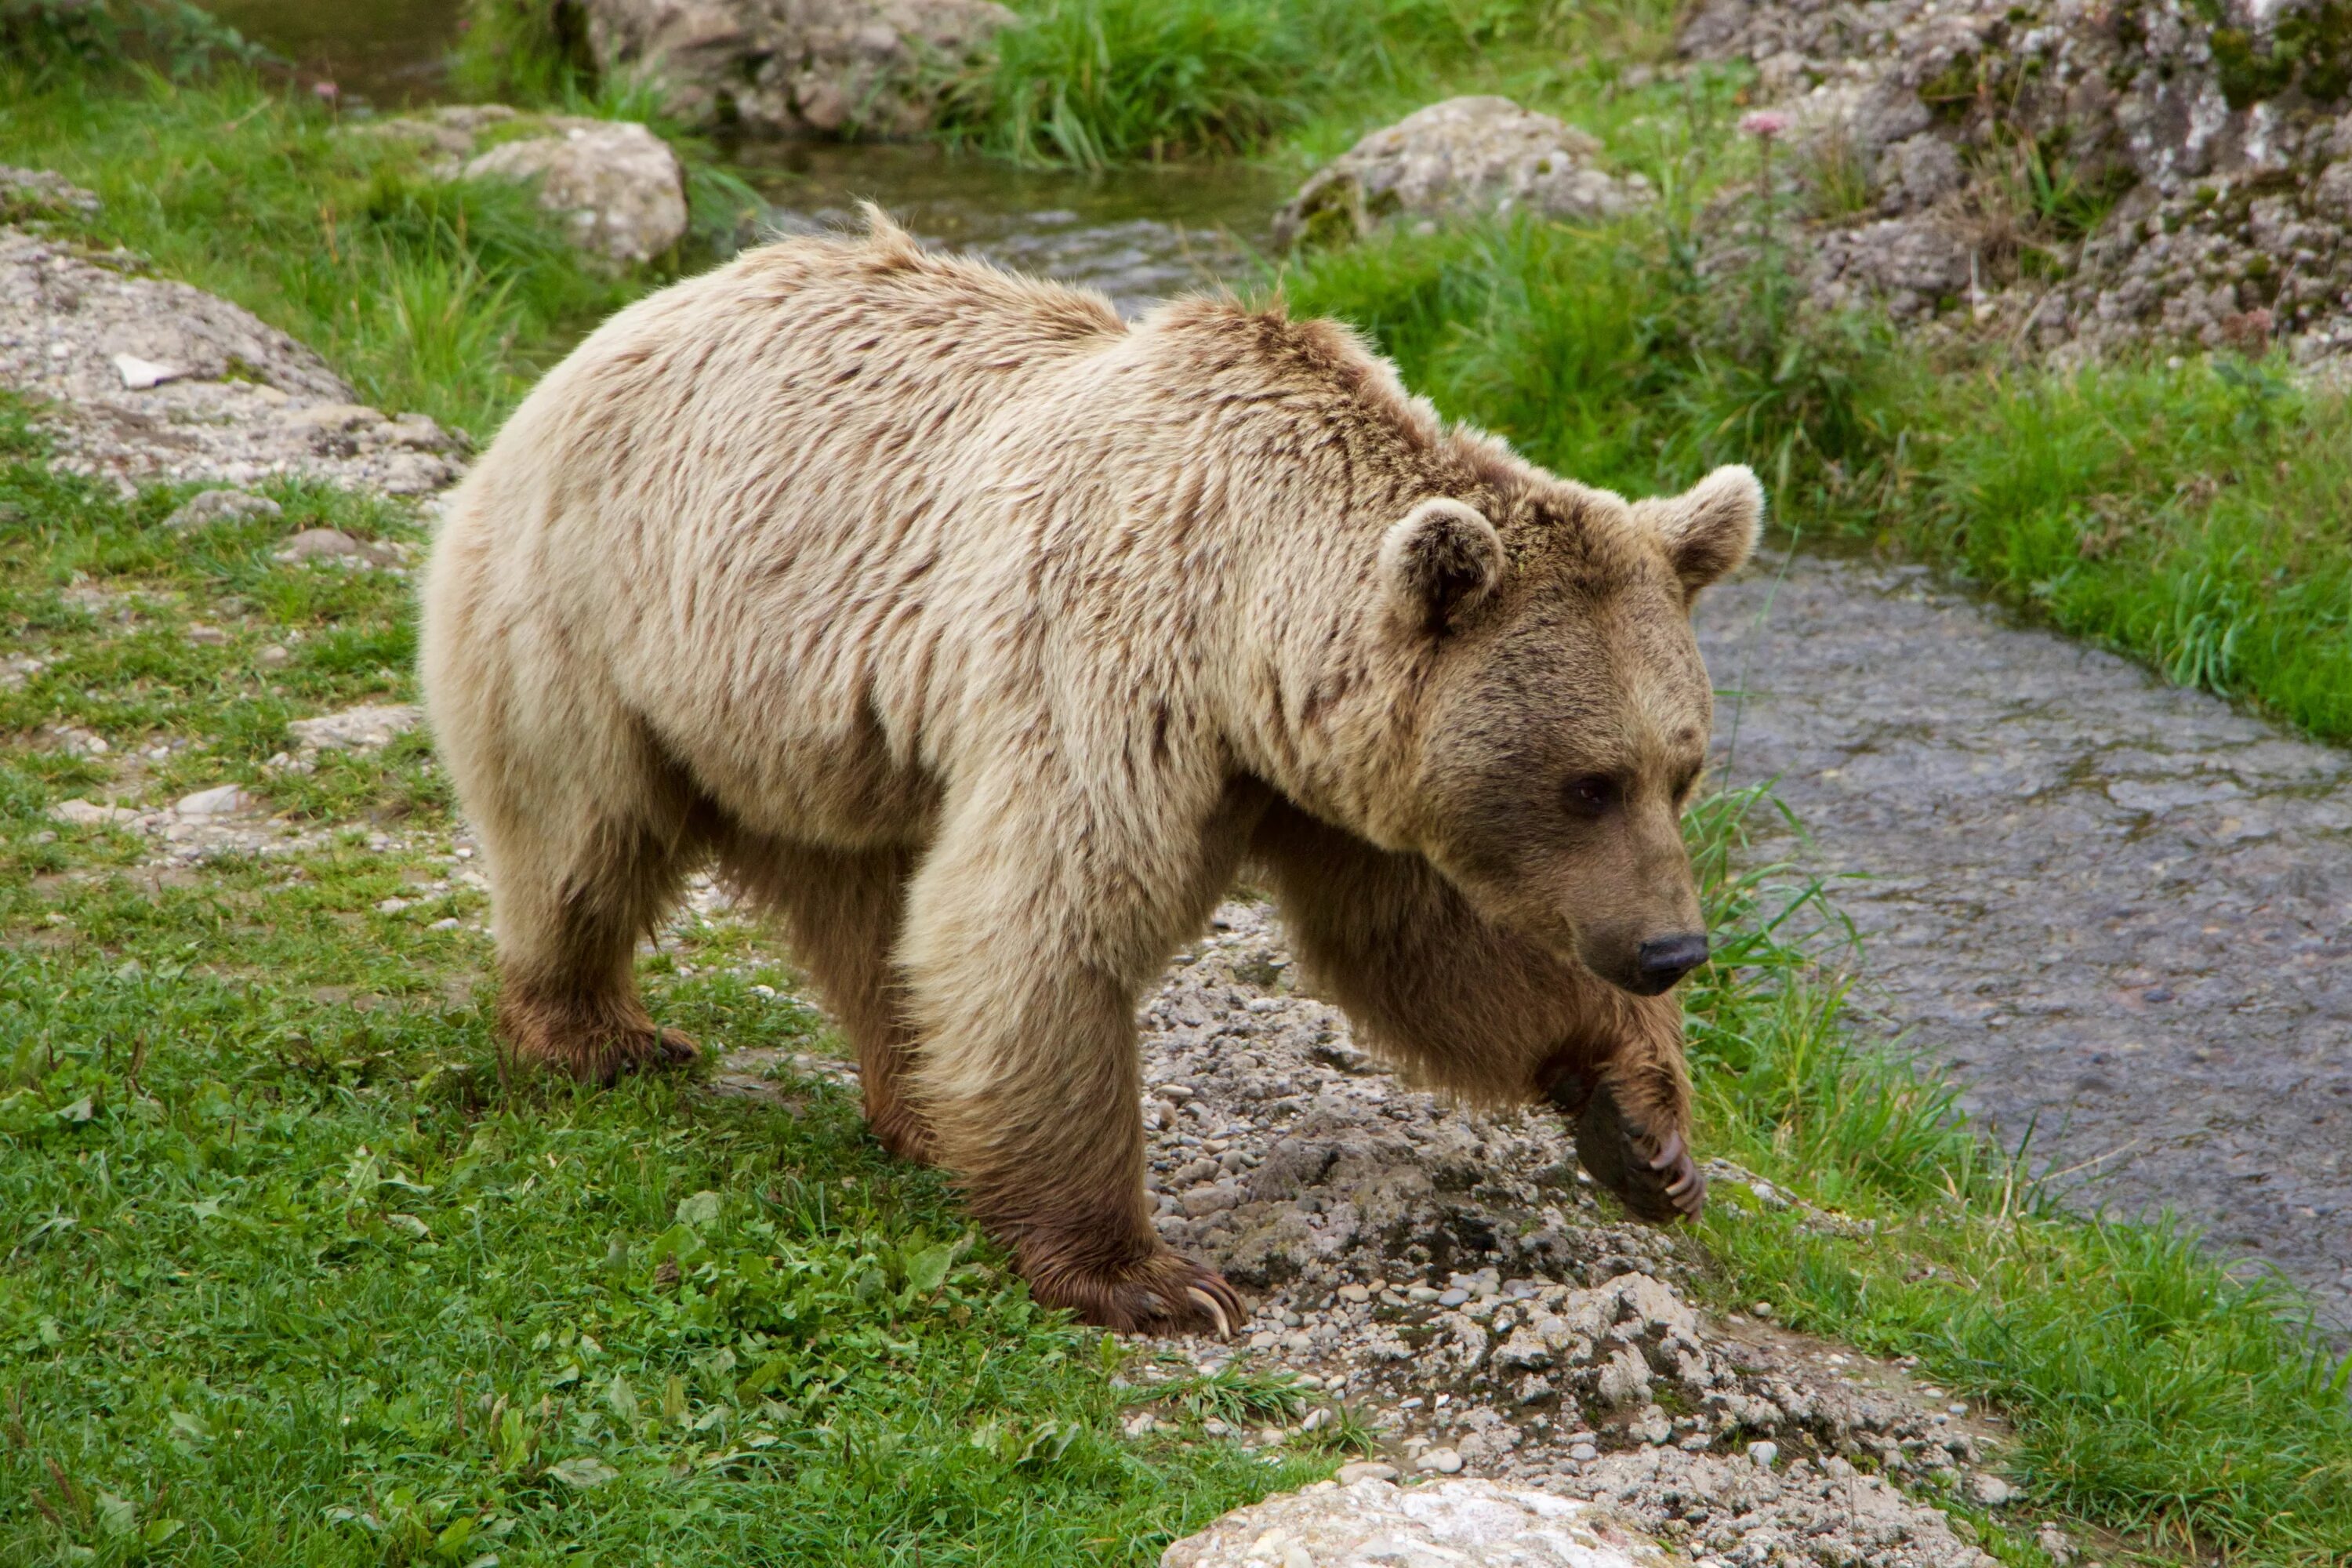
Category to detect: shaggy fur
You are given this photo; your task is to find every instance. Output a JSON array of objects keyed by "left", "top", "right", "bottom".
[{"left": 420, "top": 210, "right": 1760, "bottom": 1334}]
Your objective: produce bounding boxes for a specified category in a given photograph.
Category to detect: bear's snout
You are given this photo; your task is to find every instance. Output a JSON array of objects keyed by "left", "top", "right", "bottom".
[{"left": 1628, "top": 932, "right": 1709, "bottom": 995}]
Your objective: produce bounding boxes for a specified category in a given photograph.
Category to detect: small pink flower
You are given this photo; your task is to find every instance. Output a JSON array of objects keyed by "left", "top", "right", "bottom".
[
  {"left": 312, "top": 80, "right": 340, "bottom": 104},
  {"left": 1739, "top": 111, "right": 1791, "bottom": 139}
]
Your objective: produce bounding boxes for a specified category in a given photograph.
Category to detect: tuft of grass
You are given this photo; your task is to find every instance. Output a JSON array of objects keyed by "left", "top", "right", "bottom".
[
  {"left": 0, "top": 0, "right": 263, "bottom": 82},
  {"left": 936, "top": 0, "right": 1679, "bottom": 168},
  {"left": 450, "top": 0, "right": 597, "bottom": 108}
]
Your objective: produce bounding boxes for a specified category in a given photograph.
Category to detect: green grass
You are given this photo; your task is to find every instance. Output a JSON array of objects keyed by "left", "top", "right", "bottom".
[{"left": 0, "top": 404, "right": 1327, "bottom": 1566}]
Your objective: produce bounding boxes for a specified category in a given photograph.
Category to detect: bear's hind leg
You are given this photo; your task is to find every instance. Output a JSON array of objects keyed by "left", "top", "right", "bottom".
[
  {"left": 485, "top": 771, "right": 712, "bottom": 1086},
  {"left": 724, "top": 838, "right": 935, "bottom": 1164}
]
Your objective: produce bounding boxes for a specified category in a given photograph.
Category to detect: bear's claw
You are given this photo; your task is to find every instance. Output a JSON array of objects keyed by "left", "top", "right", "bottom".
[
  {"left": 1574, "top": 1085, "right": 1706, "bottom": 1224},
  {"left": 1030, "top": 1250, "right": 1246, "bottom": 1338}
]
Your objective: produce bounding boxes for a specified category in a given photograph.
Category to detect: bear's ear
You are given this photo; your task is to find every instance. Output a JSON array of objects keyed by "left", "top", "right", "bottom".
[
  {"left": 1637, "top": 464, "right": 1763, "bottom": 604},
  {"left": 1380, "top": 498, "right": 1504, "bottom": 636}
]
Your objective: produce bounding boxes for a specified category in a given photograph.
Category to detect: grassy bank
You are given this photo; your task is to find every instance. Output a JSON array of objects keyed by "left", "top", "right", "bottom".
[
  {"left": 0, "top": 29, "right": 759, "bottom": 442},
  {"left": 935, "top": 0, "right": 1683, "bottom": 168}
]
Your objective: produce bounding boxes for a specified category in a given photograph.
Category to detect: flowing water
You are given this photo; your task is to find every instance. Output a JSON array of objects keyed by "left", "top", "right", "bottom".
[{"left": 189, "top": 2, "right": 2352, "bottom": 1334}]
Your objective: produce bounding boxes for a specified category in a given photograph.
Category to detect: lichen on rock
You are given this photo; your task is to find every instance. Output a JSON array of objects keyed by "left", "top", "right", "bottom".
[
  {"left": 1680, "top": 0, "right": 2352, "bottom": 365},
  {"left": 0, "top": 216, "right": 463, "bottom": 494}
]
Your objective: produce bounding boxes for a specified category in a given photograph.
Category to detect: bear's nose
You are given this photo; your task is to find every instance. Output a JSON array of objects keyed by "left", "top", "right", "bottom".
[{"left": 1635, "top": 934, "right": 1709, "bottom": 990}]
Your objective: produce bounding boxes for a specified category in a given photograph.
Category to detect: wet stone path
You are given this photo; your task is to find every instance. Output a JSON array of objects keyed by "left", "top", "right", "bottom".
[{"left": 1697, "top": 555, "right": 2352, "bottom": 1331}]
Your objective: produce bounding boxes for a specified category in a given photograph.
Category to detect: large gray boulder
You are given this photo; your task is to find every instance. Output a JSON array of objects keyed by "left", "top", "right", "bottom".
[
  {"left": 1273, "top": 97, "right": 1654, "bottom": 249},
  {"left": 578, "top": 0, "right": 1015, "bottom": 137}
]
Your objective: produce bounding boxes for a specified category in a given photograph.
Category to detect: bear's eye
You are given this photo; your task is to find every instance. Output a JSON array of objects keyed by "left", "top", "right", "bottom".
[{"left": 1564, "top": 774, "right": 1620, "bottom": 819}]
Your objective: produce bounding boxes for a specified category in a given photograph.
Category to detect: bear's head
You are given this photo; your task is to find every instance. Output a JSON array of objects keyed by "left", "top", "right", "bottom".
[{"left": 1377, "top": 464, "right": 1762, "bottom": 996}]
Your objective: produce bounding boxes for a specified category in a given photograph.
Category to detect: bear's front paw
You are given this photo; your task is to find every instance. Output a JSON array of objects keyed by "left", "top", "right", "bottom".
[
  {"left": 1026, "top": 1249, "right": 1247, "bottom": 1338},
  {"left": 506, "top": 1004, "right": 701, "bottom": 1087},
  {"left": 1573, "top": 1084, "right": 1706, "bottom": 1223}
]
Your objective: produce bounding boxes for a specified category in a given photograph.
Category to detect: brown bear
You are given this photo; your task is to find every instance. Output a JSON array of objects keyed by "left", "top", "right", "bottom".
[{"left": 419, "top": 209, "right": 1760, "bottom": 1338}]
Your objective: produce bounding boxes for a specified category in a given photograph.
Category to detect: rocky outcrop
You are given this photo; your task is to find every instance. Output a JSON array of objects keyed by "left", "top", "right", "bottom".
[
  {"left": 1274, "top": 97, "right": 1655, "bottom": 249},
  {"left": 1680, "top": 0, "right": 2352, "bottom": 364},
  {"left": 1115, "top": 899, "right": 2021, "bottom": 1568},
  {"left": 360, "top": 106, "right": 688, "bottom": 268},
  {"left": 0, "top": 209, "right": 463, "bottom": 494},
  {"left": 1162, "top": 1478, "right": 1670, "bottom": 1568},
  {"left": 576, "top": 0, "right": 1015, "bottom": 138}
]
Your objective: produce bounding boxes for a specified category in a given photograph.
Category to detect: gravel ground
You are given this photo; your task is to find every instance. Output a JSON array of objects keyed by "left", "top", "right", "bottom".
[
  {"left": 1698, "top": 553, "right": 2352, "bottom": 1334},
  {"left": 1051, "top": 903, "right": 2015, "bottom": 1568}
]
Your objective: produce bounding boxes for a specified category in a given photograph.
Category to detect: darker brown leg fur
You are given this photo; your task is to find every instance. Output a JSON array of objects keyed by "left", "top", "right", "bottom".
[
  {"left": 501, "top": 985, "right": 699, "bottom": 1085},
  {"left": 486, "top": 773, "right": 715, "bottom": 1089},
  {"left": 724, "top": 839, "right": 937, "bottom": 1165},
  {"left": 1018, "top": 1225, "right": 1246, "bottom": 1336},
  {"left": 1254, "top": 800, "right": 1706, "bottom": 1225}
]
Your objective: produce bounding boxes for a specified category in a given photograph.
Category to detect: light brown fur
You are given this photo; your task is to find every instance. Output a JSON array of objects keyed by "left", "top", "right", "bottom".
[{"left": 419, "top": 211, "right": 1759, "bottom": 1334}]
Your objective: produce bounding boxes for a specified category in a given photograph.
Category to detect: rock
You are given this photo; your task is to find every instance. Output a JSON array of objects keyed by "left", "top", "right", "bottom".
[
  {"left": 1679, "top": 0, "right": 2352, "bottom": 367},
  {"left": 285, "top": 703, "right": 422, "bottom": 753},
  {"left": 1968, "top": 1472, "right": 2016, "bottom": 1508},
  {"left": 1129, "top": 900, "right": 2005, "bottom": 1568},
  {"left": 0, "top": 164, "right": 100, "bottom": 223},
  {"left": 1273, "top": 96, "right": 1653, "bottom": 249},
  {"left": 1335, "top": 1461, "right": 1399, "bottom": 1483},
  {"left": 2037, "top": 1523, "right": 2076, "bottom": 1563},
  {"left": 466, "top": 122, "right": 688, "bottom": 268},
  {"left": 174, "top": 784, "right": 252, "bottom": 818},
  {"left": 1417, "top": 1446, "right": 1466, "bottom": 1473},
  {"left": 1748, "top": 1439, "right": 1780, "bottom": 1468},
  {"left": 360, "top": 107, "right": 687, "bottom": 268},
  {"left": 1160, "top": 1478, "right": 1669, "bottom": 1568},
  {"left": 112, "top": 352, "right": 186, "bottom": 390},
  {"left": 274, "top": 528, "right": 394, "bottom": 567},
  {"left": 578, "top": 0, "right": 1015, "bottom": 138},
  {"left": 0, "top": 228, "right": 464, "bottom": 494},
  {"left": 163, "top": 489, "right": 282, "bottom": 532},
  {"left": 49, "top": 799, "right": 139, "bottom": 827}
]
